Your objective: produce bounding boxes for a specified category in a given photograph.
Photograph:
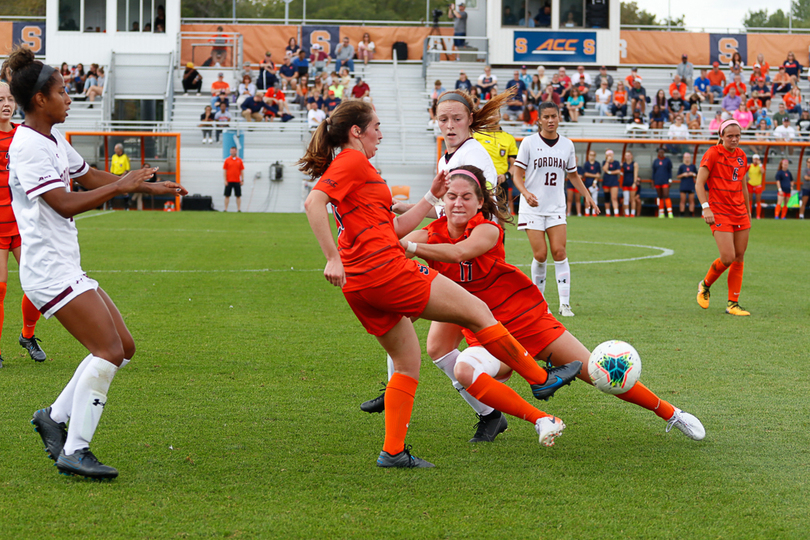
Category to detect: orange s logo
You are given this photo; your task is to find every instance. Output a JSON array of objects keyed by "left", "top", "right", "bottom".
[
  {"left": 718, "top": 38, "right": 739, "bottom": 64},
  {"left": 515, "top": 38, "right": 527, "bottom": 54},
  {"left": 21, "top": 26, "right": 43, "bottom": 53},
  {"left": 584, "top": 39, "right": 595, "bottom": 55},
  {"left": 310, "top": 30, "right": 331, "bottom": 55}
]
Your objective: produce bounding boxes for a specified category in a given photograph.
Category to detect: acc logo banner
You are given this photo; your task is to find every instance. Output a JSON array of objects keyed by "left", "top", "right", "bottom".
[
  {"left": 301, "top": 25, "right": 339, "bottom": 57},
  {"left": 710, "top": 34, "right": 746, "bottom": 66},
  {"left": 12, "top": 22, "right": 46, "bottom": 55},
  {"left": 514, "top": 31, "right": 595, "bottom": 63}
]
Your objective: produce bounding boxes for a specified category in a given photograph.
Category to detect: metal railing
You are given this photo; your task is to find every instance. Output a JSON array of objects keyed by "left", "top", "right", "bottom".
[
  {"left": 422, "top": 35, "right": 488, "bottom": 78},
  {"left": 177, "top": 32, "right": 244, "bottom": 78},
  {"left": 181, "top": 17, "right": 452, "bottom": 27},
  {"left": 101, "top": 54, "right": 114, "bottom": 123},
  {"left": 392, "top": 48, "right": 407, "bottom": 161},
  {"left": 164, "top": 50, "right": 175, "bottom": 122}
]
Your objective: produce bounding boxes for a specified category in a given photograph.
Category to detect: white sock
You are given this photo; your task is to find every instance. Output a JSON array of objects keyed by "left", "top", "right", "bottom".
[
  {"left": 50, "top": 354, "right": 93, "bottom": 424},
  {"left": 605, "top": 208, "right": 611, "bottom": 216},
  {"left": 554, "top": 258, "right": 571, "bottom": 306},
  {"left": 63, "top": 356, "right": 118, "bottom": 456},
  {"left": 531, "top": 259, "right": 547, "bottom": 294},
  {"left": 433, "top": 350, "right": 494, "bottom": 416},
  {"left": 120, "top": 358, "right": 130, "bottom": 368},
  {"left": 386, "top": 354, "right": 395, "bottom": 381}
]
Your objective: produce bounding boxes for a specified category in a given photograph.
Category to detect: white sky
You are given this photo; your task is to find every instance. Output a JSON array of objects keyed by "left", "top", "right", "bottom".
[{"left": 631, "top": 0, "right": 794, "bottom": 31}]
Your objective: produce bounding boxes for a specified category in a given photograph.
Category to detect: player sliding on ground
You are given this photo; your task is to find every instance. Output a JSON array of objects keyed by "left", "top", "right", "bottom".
[
  {"left": 695, "top": 119, "right": 752, "bottom": 316},
  {"left": 0, "top": 79, "right": 46, "bottom": 368},
  {"left": 6, "top": 47, "right": 188, "bottom": 479},
  {"left": 402, "top": 165, "right": 705, "bottom": 441},
  {"left": 301, "top": 101, "right": 581, "bottom": 468}
]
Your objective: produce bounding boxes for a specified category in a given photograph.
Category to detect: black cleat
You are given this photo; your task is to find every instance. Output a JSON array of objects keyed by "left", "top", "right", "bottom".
[
  {"left": 530, "top": 361, "right": 583, "bottom": 401},
  {"left": 469, "top": 410, "right": 508, "bottom": 442},
  {"left": 360, "top": 385, "right": 386, "bottom": 414},
  {"left": 56, "top": 448, "right": 118, "bottom": 479},
  {"left": 31, "top": 407, "right": 67, "bottom": 461},
  {"left": 20, "top": 334, "right": 46, "bottom": 362},
  {"left": 0, "top": 354, "right": 3, "bottom": 368},
  {"left": 376, "top": 444, "right": 434, "bottom": 468}
]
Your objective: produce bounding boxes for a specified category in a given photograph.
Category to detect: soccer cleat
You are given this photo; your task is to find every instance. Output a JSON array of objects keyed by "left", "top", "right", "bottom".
[
  {"left": 535, "top": 416, "right": 565, "bottom": 447},
  {"left": 20, "top": 334, "right": 47, "bottom": 362},
  {"left": 696, "top": 280, "right": 710, "bottom": 309},
  {"left": 31, "top": 407, "right": 67, "bottom": 461},
  {"left": 558, "top": 304, "right": 575, "bottom": 317},
  {"left": 668, "top": 213, "right": 674, "bottom": 219},
  {"left": 665, "top": 408, "right": 706, "bottom": 441},
  {"left": 725, "top": 302, "right": 750, "bottom": 316},
  {"left": 376, "top": 445, "right": 435, "bottom": 468},
  {"left": 360, "top": 385, "right": 386, "bottom": 414},
  {"left": 0, "top": 354, "right": 3, "bottom": 368},
  {"left": 469, "top": 410, "right": 508, "bottom": 443},
  {"left": 56, "top": 448, "right": 118, "bottom": 479},
  {"left": 530, "top": 361, "right": 582, "bottom": 401}
]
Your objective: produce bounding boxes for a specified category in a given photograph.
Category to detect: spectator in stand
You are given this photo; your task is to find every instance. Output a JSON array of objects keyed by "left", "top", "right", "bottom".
[
  {"left": 214, "top": 101, "right": 232, "bottom": 141},
  {"left": 594, "top": 79, "right": 612, "bottom": 116},
  {"left": 223, "top": 146, "right": 244, "bottom": 212},
  {"left": 572, "top": 73, "right": 591, "bottom": 105},
  {"left": 264, "top": 84, "right": 291, "bottom": 120},
  {"left": 541, "top": 84, "right": 561, "bottom": 106},
  {"left": 59, "top": 62, "right": 73, "bottom": 92},
  {"left": 667, "top": 115, "right": 689, "bottom": 154},
  {"left": 721, "top": 86, "right": 741, "bottom": 120},
  {"left": 574, "top": 65, "right": 592, "bottom": 87},
  {"left": 784, "top": 85, "right": 802, "bottom": 115},
  {"left": 505, "top": 70, "right": 527, "bottom": 110},
  {"left": 750, "top": 77, "right": 772, "bottom": 109},
  {"left": 456, "top": 71, "right": 473, "bottom": 92},
  {"left": 669, "top": 75, "right": 686, "bottom": 98},
  {"left": 477, "top": 66, "right": 498, "bottom": 99},
  {"left": 534, "top": 3, "right": 552, "bottom": 26},
  {"left": 293, "top": 74, "right": 310, "bottom": 109},
  {"left": 771, "top": 65, "right": 791, "bottom": 94},
  {"left": 519, "top": 10, "right": 536, "bottom": 27},
  {"left": 667, "top": 89, "right": 687, "bottom": 119},
  {"left": 84, "top": 67, "right": 105, "bottom": 104},
  {"left": 676, "top": 54, "right": 694, "bottom": 86},
  {"left": 798, "top": 109, "right": 810, "bottom": 137},
  {"left": 506, "top": 70, "right": 526, "bottom": 94},
  {"left": 430, "top": 79, "right": 446, "bottom": 101},
  {"left": 773, "top": 102, "right": 789, "bottom": 126},
  {"left": 503, "top": 5, "right": 518, "bottom": 25},
  {"left": 800, "top": 157, "right": 810, "bottom": 219},
  {"left": 82, "top": 64, "right": 99, "bottom": 94},
  {"left": 527, "top": 74, "right": 543, "bottom": 104},
  {"left": 521, "top": 103, "right": 539, "bottom": 128},
  {"left": 685, "top": 103, "right": 703, "bottom": 131},
  {"left": 278, "top": 56, "right": 297, "bottom": 91},
  {"left": 610, "top": 80, "right": 628, "bottom": 120},
  {"left": 200, "top": 105, "right": 215, "bottom": 144},
  {"left": 256, "top": 52, "right": 278, "bottom": 90},
  {"left": 449, "top": 2, "right": 468, "bottom": 58},
  {"left": 308, "top": 78, "right": 325, "bottom": 110},
  {"left": 628, "top": 78, "right": 648, "bottom": 114},
  {"left": 774, "top": 158, "right": 794, "bottom": 219},
  {"left": 652, "top": 147, "right": 674, "bottom": 218},
  {"left": 748, "top": 64, "right": 764, "bottom": 86},
  {"left": 213, "top": 90, "right": 230, "bottom": 112},
  {"left": 728, "top": 51, "right": 744, "bottom": 74},
  {"left": 783, "top": 51, "right": 802, "bottom": 79},
  {"left": 536, "top": 65, "right": 549, "bottom": 86},
  {"left": 468, "top": 86, "right": 481, "bottom": 108},
  {"left": 595, "top": 65, "right": 613, "bottom": 90},
  {"left": 325, "top": 72, "right": 343, "bottom": 100},
  {"left": 625, "top": 66, "right": 639, "bottom": 88},
  {"left": 155, "top": 4, "right": 165, "bottom": 32},
  {"left": 323, "top": 90, "right": 341, "bottom": 114},
  {"left": 71, "top": 63, "right": 85, "bottom": 93},
  {"left": 694, "top": 69, "right": 711, "bottom": 102},
  {"left": 724, "top": 74, "right": 747, "bottom": 98},
  {"left": 550, "top": 73, "right": 565, "bottom": 95},
  {"left": 519, "top": 65, "right": 532, "bottom": 89},
  {"left": 306, "top": 100, "right": 326, "bottom": 131},
  {"left": 707, "top": 62, "right": 726, "bottom": 102},
  {"left": 753, "top": 119, "right": 770, "bottom": 156},
  {"left": 335, "top": 36, "right": 355, "bottom": 73},
  {"left": 210, "top": 72, "right": 231, "bottom": 108},
  {"left": 558, "top": 66, "right": 572, "bottom": 88},
  {"left": 756, "top": 53, "right": 771, "bottom": 78},
  {"left": 292, "top": 50, "right": 309, "bottom": 83},
  {"left": 653, "top": 89, "right": 668, "bottom": 122},
  {"left": 774, "top": 116, "right": 796, "bottom": 155},
  {"left": 310, "top": 44, "right": 330, "bottom": 77},
  {"left": 182, "top": 62, "right": 202, "bottom": 94},
  {"left": 678, "top": 152, "right": 698, "bottom": 217},
  {"left": 686, "top": 86, "right": 704, "bottom": 110},
  {"left": 358, "top": 33, "right": 375, "bottom": 65},
  {"left": 241, "top": 91, "right": 269, "bottom": 122},
  {"left": 209, "top": 27, "right": 228, "bottom": 67},
  {"left": 733, "top": 103, "right": 753, "bottom": 130},
  {"left": 236, "top": 74, "right": 257, "bottom": 108},
  {"left": 286, "top": 37, "right": 300, "bottom": 57},
  {"left": 626, "top": 110, "right": 648, "bottom": 133},
  {"left": 565, "top": 87, "right": 584, "bottom": 122},
  {"left": 649, "top": 104, "right": 666, "bottom": 130},
  {"left": 351, "top": 76, "right": 371, "bottom": 102}
]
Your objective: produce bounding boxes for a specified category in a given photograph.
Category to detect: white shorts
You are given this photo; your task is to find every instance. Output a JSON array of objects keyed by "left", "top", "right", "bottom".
[
  {"left": 517, "top": 214, "right": 567, "bottom": 232},
  {"left": 25, "top": 275, "right": 99, "bottom": 319}
]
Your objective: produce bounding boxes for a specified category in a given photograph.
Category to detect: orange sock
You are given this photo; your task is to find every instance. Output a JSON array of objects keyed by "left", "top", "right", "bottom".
[
  {"left": 727, "top": 261, "right": 744, "bottom": 303},
  {"left": 382, "top": 373, "right": 418, "bottom": 455},
  {"left": 775, "top": 203, "right": 782, "bottom": 217},
  {"left": 0, "top": 282, "right": 6, "bottom": 353},
  {"left": 616, "top": 382, "right": 675, "bottom": 420},
  {"left": 665, "top": 198, "right": 673, "bottom": 215},
  {"left": 475, "top": 323, "right": 547, "bottom": 385},
  {"left": 467, "top": 373, "right": 547, "bottom": 424},
  {"left": 756, "top": 200, "right": 762, "bottom": 219},
  {"left": 704, "top": 258, "right": 729, "bottom": 288},
  {"left": 21, "top": 294, "right": 40, "bottom": 340},
  {"left": 781, "top": 205, "right": 789, "bottom": 219}
]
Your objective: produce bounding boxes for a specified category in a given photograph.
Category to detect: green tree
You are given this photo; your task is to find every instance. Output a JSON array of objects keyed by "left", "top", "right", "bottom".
[
  {"left": 0, "top": 0, "right": 46, "bottom": 17},
  {"left": 181, "top": 0, "right": 447, "bottom": 22},
  {"left": 620, "top": 1, "right": 661, "bottom": 26}
]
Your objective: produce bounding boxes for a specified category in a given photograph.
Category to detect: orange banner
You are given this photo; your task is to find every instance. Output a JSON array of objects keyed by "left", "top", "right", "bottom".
[
  {"left": 748, "top": 34, "right": 810, "bottom": 70},
  {"left": 620, "top": 31, "right": 710, "bottom": 65},
  {"left": 180, "top": 24, "right": 451, "bottom": 66},
  {"left": 0, "top": 22, "right": 12, "bottom": 56}
]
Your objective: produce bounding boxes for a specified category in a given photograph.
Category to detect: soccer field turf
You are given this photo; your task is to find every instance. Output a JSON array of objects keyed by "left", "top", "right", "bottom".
[{"left": 0, "top": 211, "right": 808, "bottom": 539}]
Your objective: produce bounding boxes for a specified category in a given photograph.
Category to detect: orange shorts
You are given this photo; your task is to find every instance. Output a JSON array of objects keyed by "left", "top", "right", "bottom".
[
  {"left": 747, "top": 184, "right": 764, "bottom": 195},
  {"left": 343, "top": 257, "right": 438, "bottom": 336},
  {"left": 463, "top": 309, "right": 566, "bottom": 358},
  {"left": 711, "top": 221, "right": 751, "bottom": 234},
  {"left": 0, "top": 235, "right": 21, "bottom": 250},
  {"left": 622, "top": 186, "right": 637, "bottom": 192}
]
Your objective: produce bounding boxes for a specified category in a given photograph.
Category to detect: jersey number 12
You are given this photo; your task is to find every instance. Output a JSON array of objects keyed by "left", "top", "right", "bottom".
[{"left": 544, "top": 172, "right": 557, "bottom": 186}]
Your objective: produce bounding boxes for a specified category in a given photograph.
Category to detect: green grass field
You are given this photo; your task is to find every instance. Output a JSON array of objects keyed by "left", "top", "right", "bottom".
[{"left": 0, "top": 211, "right": 808, "bottom": 539}]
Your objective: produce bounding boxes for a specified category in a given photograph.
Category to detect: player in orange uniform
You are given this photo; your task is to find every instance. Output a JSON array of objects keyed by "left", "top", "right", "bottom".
[
  {"left": 401, "top": 165, "right": 705, "bottom": 441},
  {"left": 695, "top": 119, "right": 751, "bottom": 316},
  {"left": 0, "top": 81, "right": 46, "bottom": 368},
  {"left": 301, "top": 102, "right": 581, "bottom": 467}
]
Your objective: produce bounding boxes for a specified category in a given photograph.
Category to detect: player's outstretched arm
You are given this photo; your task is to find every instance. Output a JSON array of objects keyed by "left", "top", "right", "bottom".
[
  {"left": 41, "top": 168, "right": 156, "bottom": 219},
  {"left": 404, "top": 223, "right": 499, "bottom": 264},
  {"left": 568, "top": 171, "right": 600, "bottom": 215},
  {"left": 304, "top": 189, "right": 345, "bottom": 288},
  {"left": 393, "top": 170, "right": 448, "bottom": 237}
]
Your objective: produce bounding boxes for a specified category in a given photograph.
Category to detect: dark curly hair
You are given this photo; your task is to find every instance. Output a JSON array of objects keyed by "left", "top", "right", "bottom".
[{"left": 6, "top": 46, "right": 58, "bottom": 113}]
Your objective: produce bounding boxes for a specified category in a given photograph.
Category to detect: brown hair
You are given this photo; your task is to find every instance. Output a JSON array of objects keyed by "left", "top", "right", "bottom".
[
  {"left": 6, "top": 47, "right": 57, "bottom": 113},
  {"left": 298, "top": 100, "right": 375, "bottom": 178},
  {"left": 436, "top": 87, "right": 516, "bottom": 134},
  {"left": 447, "top": 165, "right": 513, "bottom": 224}
]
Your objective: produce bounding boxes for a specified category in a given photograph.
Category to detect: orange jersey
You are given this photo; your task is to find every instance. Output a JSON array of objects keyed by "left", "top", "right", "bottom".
[
  {"left": 0, "top": 124, "right": 19, "bottom": 237},
  {"left": 313, "top": 149, "right": 404, "bottom": 292},
  {"left": 423, "top": 213, "right": 559, "bottom": 355},
  {"left": 700, "top": 145, "right": 750, "bottom": 226}
]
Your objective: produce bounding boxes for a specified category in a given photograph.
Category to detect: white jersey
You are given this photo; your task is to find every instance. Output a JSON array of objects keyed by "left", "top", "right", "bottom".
[
  {"left": 436, "top": 137, "right": 498, "bottom": 217},
  {"left": 514, "top": 133, "right": 577, "bottom": 216},
  {"left": 8, "top": 125, "right": 89, "bottom": 290}
]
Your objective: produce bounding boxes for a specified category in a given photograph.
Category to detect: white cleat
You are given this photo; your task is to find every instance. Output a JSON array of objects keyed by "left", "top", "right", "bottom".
[
  {"left": 558, "top": 304, "right": 575, "bottom": 317},
  {"left": 535, "top": 416, "right": 565, "bottom": 447},
  {"left": 666, "top": 408, "right": 706, "bottom": 441}
]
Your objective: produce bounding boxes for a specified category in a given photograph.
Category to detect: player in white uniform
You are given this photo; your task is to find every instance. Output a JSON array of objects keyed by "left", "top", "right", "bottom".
[
  {"left": 513, "top": 101, "right": 598, "bottom": 317},
  {"left": 6, "top": 48, "right": 187, "bottom": 479}
]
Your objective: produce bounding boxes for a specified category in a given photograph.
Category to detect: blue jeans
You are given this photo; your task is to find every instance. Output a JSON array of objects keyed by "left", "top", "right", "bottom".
[
  {"left": 454, "top": 32, "right": 466, "bottom": 47},
  {"left": 709, "top": 85, "right": 723, "bottom": 99},
  {"left": 338, "top": 58, "right": 355, "bottom": 72}
]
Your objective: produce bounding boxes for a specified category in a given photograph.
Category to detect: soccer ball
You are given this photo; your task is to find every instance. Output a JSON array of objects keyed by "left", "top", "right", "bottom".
[{"left": 587, "top": 340, "right": 642, "bottom": 395}]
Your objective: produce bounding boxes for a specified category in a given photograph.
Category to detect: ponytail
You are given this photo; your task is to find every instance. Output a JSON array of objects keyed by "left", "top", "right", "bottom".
[{"left": 298, "top": 100, "right": 374, "bottom": 179}]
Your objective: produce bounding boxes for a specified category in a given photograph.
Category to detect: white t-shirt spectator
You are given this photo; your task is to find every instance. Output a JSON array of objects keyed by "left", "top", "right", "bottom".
[
  {"left": 307, "top": 108, "right": 326, "bottom": 129},
  {"left": 668, "top": 123, "right": 689, "bottom": 139},
  {"left": 594, "top": 87, "right": 612, "bottom": 105},
  {"left": 478, "top": 73, "right": 497, "bottom": 88},
  {"left": 774, "top": 124, "right": 796, "bottom": 141}
]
